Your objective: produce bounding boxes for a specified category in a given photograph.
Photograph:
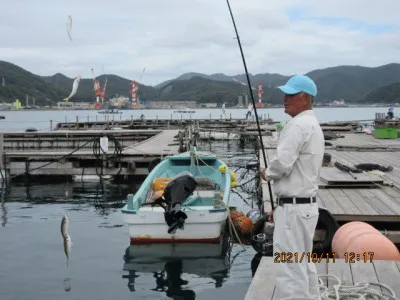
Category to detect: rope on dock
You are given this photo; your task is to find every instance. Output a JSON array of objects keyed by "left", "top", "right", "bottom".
[
  {"left": 315, "top": 274, "right": 399, "bottom": 300},
  {"left": 280, "top": 274, "right": 399, "bottom": 300}
]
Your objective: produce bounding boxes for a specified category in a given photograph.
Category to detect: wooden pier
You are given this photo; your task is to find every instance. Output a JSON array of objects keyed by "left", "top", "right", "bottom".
[
  {"left": 54, "top": 118, "right": 274, "bottom": 131},
  {"left": 260, "top": 131, "right": 400, "bottom": 242},
  {"left": 0, "top": 129, "right": 182, "bottom": 181},
  {"left": 0, "top": 117, "right": 276, "bottom": 182},
  {"left": 245, "top": 256, "right": 400, "bottom": 300},
  {"left": 247, "top": 124, "right": 400, "bottom": 300},
  {"left": 260, "top": 133, "right": 400, "bottom": 223}
]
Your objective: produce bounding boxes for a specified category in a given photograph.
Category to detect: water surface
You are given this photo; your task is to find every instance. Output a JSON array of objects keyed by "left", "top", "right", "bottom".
[{"left": 0, "top": 141, "right": 259, "bottom": 300}]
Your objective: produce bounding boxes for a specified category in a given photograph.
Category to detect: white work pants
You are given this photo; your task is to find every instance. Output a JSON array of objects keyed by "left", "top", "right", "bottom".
[{"left": 273, "top": 202, "right": 320, "bottom": 300}]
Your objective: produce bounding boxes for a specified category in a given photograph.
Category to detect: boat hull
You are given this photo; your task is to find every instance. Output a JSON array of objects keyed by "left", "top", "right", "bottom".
[
  {"left": 122, "top": 207, "right": 228, "bottom": 243},
  {"left": 121, "top": 150, "right": 232, "bottom": 244}
]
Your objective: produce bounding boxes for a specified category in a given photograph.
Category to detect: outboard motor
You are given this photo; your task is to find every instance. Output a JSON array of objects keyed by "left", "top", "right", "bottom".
[{"left": 154, "top": 171, "right": 197, "bottom": 234}]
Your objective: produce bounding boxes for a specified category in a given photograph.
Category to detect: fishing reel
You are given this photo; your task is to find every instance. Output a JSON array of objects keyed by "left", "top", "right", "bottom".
[
  {"left": 252, "top": 233, "right": 274, "bottom": 256},
  {"left": 251, "top": 214, "right": 274, "bottom": 256}
]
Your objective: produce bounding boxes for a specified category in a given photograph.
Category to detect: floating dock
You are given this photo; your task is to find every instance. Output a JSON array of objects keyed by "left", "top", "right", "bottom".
[
  {"left": 252, "top": 129, "right": 400, "bottom": 300},
  {"left": 54, "top": 118, "right": 274, "bottom": 131},
  {"left": 0, "top": 117, "right": 278, "bottom": 182},
  {"left": 245, "top": 257, "right": 400, "bottom": 300},
  {"left": 260, "top": 131, "right": 400, "bottom": 243},
  {"left": 0, "top": 129, "right": 182, "bottom": 181}
]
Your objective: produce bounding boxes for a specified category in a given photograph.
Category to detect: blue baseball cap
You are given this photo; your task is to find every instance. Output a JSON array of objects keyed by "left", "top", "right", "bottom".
[{"left": 277, "top": 74, "right": 317, "bottom": 97}]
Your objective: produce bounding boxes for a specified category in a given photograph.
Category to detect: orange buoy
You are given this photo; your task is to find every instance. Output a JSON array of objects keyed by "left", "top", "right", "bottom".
[
  {"left": 230, "top": 210, "right": 246, "bottom": 223},
  {"left": 235, "top": 216, "right": 254, "bottom": 235},
  {"left": 332, "top": 221, "right": 400, "bottom": 260}
]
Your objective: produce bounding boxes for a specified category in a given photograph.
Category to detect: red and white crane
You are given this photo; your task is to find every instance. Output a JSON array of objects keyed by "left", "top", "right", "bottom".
[
  {"left": 232, "top": 78, "right": 264, "bottom": 107},
  {"left": 91, "top": 68, "right": 107, "bottom": 109},
  {"left": 129, "top": 68, "right": 146, "bottom": 109}
]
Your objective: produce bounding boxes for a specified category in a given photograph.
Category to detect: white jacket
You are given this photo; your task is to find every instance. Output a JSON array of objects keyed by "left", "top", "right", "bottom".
[{"left": 265, "top": 110, "right": 325, "bottom": 197}]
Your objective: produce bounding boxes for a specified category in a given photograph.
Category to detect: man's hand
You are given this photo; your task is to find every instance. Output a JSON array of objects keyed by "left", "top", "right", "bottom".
[
  {"left": 268, "top": 208, "right": 275, "bottom": 223},
  {"left": 260, "top": 167, "right": 268, "bottom": 181}
]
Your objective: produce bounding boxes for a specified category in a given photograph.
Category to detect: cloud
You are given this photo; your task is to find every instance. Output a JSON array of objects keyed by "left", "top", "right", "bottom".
[{"left": 0, "top": 0, "right": 399, "bottom": 86}]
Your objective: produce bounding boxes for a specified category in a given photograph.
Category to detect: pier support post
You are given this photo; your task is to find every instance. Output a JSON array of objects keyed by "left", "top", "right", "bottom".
[
  {"left": 0, "top": 133, "right": 4, "bottom": 180},
  {"left": 50, "top": 120, "right": 53, "bottom": 131}
]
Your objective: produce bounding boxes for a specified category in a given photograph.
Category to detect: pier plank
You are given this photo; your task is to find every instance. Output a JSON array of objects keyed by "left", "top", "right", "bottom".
[
  {"left": 379, "top": 186, "right": 400, "bottom": 198},
  {"left": 327, "top": 259, "right": 353, "bottom": 286},
  {"left": 317, "top": 189, "right": 344, "bottom": 214},
  {"left": 123, "top": 129, "right": 180, "bottom": 155},
  {"left": 350, "top": 261, "right": 381, "bottom": 292},
  {"left": 320, "top": 167, "right": 383, "bottom": 186},
  {"left": 373, "top": 260, "right": 400, "bottom": 297},
  {"left": 341, "top": 189, "right": 378, "bottom": 215},
  {"left": 245, "top": 257, "right": 400, "bottom": 300},
  {"left": 357, "top": 189, "right": 396, "bottom": 215},
  {"left": 315, "top": 261, "right": 328, "bottom": 287},
  {"left": 369, "top": 189, "right": 400, "bottom": 219},
  {"left": 329, "top": 189, "right": 361, "bottom": 215},
  {"left": 245, "top": 257, "right": 275, "bottom": 300}
]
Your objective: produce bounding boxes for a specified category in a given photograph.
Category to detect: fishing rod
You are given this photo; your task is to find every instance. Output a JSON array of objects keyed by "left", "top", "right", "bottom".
[{"left": 225, "top": 0, "right": 275, "bottom": 211}]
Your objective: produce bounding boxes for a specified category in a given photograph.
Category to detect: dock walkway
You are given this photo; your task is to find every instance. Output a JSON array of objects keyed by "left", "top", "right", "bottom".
[
  {"left": 260, "top": 132, "right": 400, "bottom": 226},
  {"left": 245, "top": 257, "right": 400, "bottom": 300},
  {"left": 1, "top": 129, "right": 181, "bottom": 179}
]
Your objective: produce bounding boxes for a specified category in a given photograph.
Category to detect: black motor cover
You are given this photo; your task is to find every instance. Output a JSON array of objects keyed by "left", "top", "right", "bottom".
[{"left": 161, "top": 171, "right": 197, "bottom": 234}]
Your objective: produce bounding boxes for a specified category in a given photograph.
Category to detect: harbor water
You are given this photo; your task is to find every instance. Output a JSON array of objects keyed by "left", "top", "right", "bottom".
[{"left": 0, "top": 107, "right": 391, "bottom": 300}]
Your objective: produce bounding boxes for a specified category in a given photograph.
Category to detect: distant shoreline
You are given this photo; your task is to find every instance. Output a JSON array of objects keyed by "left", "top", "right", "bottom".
[{"left": 0, "top": 104, "right": 394, "bottom": 112}]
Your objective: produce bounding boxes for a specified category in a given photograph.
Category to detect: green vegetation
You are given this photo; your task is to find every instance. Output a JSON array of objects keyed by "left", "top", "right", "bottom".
[{"left": 1, "top": 60, "right": 400, "bottom": 106}]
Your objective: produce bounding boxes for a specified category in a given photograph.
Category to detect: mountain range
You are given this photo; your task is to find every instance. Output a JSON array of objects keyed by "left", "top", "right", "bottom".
[{"left": 1, "top": 60, "right": 400, "bottom": 107}]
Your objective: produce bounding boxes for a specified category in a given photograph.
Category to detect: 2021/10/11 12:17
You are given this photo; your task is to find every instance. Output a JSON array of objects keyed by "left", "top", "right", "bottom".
[
  {"left": 273, "top": 252, "right": 375, "bottom": 263},
  {"left": 343, "top": 252, "right": 375, "bottom": 263}
]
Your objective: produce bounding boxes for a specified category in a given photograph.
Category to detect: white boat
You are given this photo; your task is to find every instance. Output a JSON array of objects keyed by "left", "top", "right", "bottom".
[{"left": 121, "top": 148, "right": 232, "bottom": 244}]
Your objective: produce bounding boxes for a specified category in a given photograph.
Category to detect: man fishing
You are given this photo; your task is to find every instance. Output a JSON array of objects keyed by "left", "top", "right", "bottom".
[{"left": 261, "top": 74, "right": 324, "bottom": 299}]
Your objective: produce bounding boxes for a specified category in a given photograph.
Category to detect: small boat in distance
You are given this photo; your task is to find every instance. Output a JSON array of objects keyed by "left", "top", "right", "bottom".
[
  {"left": 173, "top": 108, "right": 196, "bottom": 114},
  {"left": 121, "top": 148, "right": 232, "bottom": 244},
  {"left": 98, "top": 108, "right": 122, "bottom": 114}
]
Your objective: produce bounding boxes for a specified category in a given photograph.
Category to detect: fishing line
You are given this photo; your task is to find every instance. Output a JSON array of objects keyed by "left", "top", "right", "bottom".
[{"left": 225, "top": 0, "right": 274, "bottom": 210}]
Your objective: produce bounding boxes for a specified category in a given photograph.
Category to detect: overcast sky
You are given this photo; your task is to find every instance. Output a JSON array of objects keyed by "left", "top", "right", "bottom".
[{"left": 1, "top": 0, "right": 399, "bottom": 86}]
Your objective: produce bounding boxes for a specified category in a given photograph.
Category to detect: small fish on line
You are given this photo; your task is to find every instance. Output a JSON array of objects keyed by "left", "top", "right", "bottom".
[
  {"left": 63, "top": 234, "right": 72, "bottom": 267},
  {"left": 66, "top": 15, "right": 72, "bottom": 41},
  {"left": 61, "top": 215, "right": 69, "bottom": 238},
  {"left": 64, "top": 75, "right": 81, "bottom": 101},
  {"left": 61, "top": 215, "right": 72, "bottom": 266}
]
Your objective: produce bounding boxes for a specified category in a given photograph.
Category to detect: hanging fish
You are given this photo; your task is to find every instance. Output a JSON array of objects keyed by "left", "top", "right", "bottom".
[
  {"left": 66, "top": 15, "right": 72, "bottom": 41},
  {"left": 61, "top": 215, "right": 69, "bottom": 238},
  {"left": 64, "top": 75, "right": 81, "bottom": 101},
  {"left": 61, "top": 215, "right": 72, "bottom": 267},
  {"left": 63, "top": 234, "right": 72, "bottom": 267}
]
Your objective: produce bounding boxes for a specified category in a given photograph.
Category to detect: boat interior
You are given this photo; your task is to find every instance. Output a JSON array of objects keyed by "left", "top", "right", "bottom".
[{"left": 127, "top": 154, "right": 229, "bottom": 211}]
